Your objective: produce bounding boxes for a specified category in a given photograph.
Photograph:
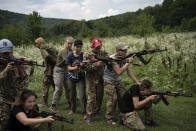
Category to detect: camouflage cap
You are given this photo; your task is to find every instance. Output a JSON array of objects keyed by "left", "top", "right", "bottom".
[
  {"left": 0, "top": 39, "right": 13, "bottom": 53},
  {"left": 116, "top": 43, "right": 128, "bottom": 50}
]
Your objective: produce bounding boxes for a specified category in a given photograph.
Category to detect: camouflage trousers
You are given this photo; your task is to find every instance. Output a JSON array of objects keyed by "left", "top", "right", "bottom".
[
  {"left": 104, "top": 80, "right": 126, "bottom": 120},
  {"left": 52, "top": 66, "right": 70, "bottom": 106},
  {"left": 86, "top": 77, "right": 104, "bottom": 119},
  {"left": 119, "top": 111, "right": 145, "bottom": 131},
  {"left": 68, "top": 78, "right": 86, "bottom": 114},
  {"left": 42, "top": 74, "right": 55, "bottom": 98},
  {"left": 119, "top": 100, "right": 156, "bottom": 131},
  {"left": 0, "top": 102, "right": 12, "bottom": 131}
]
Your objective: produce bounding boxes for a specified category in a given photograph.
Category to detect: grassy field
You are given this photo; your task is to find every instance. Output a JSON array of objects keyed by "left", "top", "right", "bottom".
[{"left": 14, "top": 32, "right": 196, "bottom": 131}]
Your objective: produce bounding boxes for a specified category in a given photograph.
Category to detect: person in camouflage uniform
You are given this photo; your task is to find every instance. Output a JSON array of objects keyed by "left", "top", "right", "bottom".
[
  {"left": 34, "top": 37, "right": 58, "bottom": 108},
  {"left": 0, "top": 39, "right": 29, "bottom": 131},
  {"left": 50, "top": 37, "right": 74, "bottom": 112},
  {"left": 83, "top": 38, "right": 108, "bottom": 125},
  {"left": 103, "top": 43, "right": 140, "bottom": 125},
  {"left": 118, "top": 80, "right": 161, "bottom": 130}
]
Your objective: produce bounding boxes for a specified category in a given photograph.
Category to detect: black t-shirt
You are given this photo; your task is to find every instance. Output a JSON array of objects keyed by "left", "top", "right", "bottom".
[
  {"left": 118, "top": 85, "right": 140, "bottom": 113},
  {"left": 7, "top": 105, "right": 32, "bottom": 131}
]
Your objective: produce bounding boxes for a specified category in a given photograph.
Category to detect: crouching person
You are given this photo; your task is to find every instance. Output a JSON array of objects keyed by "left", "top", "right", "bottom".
[
  {"left": 6, "top": 89, "right": 55, "bottom": 131},
  {"left": 118, "top": 80, "right": 162, "bottom": 131}
]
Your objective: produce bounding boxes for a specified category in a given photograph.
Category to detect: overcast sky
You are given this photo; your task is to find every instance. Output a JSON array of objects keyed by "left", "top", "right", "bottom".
[{"left": 0, "top": 0, "right": 163, "bottom": 20}]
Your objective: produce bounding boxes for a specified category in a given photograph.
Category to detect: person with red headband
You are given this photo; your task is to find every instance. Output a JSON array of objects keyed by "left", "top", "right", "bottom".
[{"left": 83, "top": 38, "right": 108, "bottom": 125}]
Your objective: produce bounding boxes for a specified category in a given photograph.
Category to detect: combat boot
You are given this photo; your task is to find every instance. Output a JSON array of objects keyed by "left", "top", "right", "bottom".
[
  {"left": 50, "top": 104, "right": 58, "bottom": 112},
  {"left": 38, "top": 96, "right": 48, "bottom": 108},
  {"left": 86, "top": 118, "right": 93, "bottom": 126},
  {"left": 145, "top": 120, "right": 160, "bottom": 127}
]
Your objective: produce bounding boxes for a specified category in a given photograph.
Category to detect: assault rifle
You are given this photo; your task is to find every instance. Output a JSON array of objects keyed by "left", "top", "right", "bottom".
[
  {"left": 139, "top": 91, "right": 192, "bottom": 105},
  {"left": 31, "top": 110, "right": 74, "bottom": 131},
  {"left": 0, "top": 57, "right": 45, "bottom": 67},
  {"left": 94, "top": 48, "right": 167, "bottom": 66},
  {"left": 40, "top": 111, "right": 74, "bottom": 124}
]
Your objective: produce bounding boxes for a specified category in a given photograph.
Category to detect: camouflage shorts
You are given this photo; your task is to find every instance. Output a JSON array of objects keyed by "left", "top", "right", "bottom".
[
  {"left": 0, "top": 102, "right": 12, "bottom": 131},
  {"left": 120, "top": 111, "right": 145, "bottom": 131}
]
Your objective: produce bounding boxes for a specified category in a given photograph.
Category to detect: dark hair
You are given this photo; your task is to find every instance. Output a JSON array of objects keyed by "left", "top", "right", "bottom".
[
  {"left": 141, "top": 79, "right": 153, "bottom": 89},
  {"left": 128, "top": 84, "right": 140, "bottom": 94},
  {"left": 20, "top": 89, "right": 37, "bottom": 104},
  {"left": 74, "top": 39, "right": 83, "bottom": 46}
]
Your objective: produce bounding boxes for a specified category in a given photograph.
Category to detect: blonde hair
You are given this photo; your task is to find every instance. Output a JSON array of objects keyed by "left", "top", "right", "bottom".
[
  {"left": 64, "top": 36, "right": 74, "bottom": 49},
  {"left": 35, "top": 37, "right": 46, "bottom": 46}
]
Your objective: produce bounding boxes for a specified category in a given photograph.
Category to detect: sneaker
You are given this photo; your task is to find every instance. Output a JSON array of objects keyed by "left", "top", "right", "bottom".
[
  {"left": 68, "top": 111, "right": 74, "bottom": 115},
  {"left": 50, "top": 105, "right": 58, "bottom": 112},
  {"left": 86, "top": 118, "right": 93, "bottom": 126},
  {"left": 145, "top": 120, "right": 160, "bottom": 127},
  {"left": 106, "top": 119, "right": 116, "bottom": 125},
  {"left": 83, "top": 114, "right": 87, "bottom": 120}
]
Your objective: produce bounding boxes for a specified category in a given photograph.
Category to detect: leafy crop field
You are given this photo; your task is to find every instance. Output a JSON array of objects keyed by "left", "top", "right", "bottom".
[{"left": 14, "top": 32, "right": 196, "bottom": 131}]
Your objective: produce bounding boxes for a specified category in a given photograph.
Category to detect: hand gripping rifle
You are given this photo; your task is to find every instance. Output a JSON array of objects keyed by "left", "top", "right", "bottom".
[
  {"left": 139, "top": 91, "right": 192, "bottom": 105},
  {"left": 31, "top": 110, "right": 74, "bottom": 131},
  {"left": 94, "top": 48, "right": 167, "bottom": 66},
  {"left": 0, "top": 57, "right": 45, "bottom": 67},
  {"left": 40, "top": 111, "right": 74, "bottom": 124}
]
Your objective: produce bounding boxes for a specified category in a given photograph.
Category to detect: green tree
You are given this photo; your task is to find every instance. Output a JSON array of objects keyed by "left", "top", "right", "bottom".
[
  {"left": 0, "top": 24, "right": 26, "bottom": 46},
  {"left": 187, "top": 17, "right": 196, "bottom": 31},
  {"left": 26, "top": 11, "right": 43, "bottom": 43},
  {"left": 131, "top": 13, "right": 155, "bottom": 36},
  {"left": 78, "top": 20, "right": 90, "bottom": 38}
]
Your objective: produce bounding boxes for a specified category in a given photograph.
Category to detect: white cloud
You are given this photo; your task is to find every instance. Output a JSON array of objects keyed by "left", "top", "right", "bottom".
[
  {"left": 36, "top": 0, "right": 82, "bottom": 19},
  {"left": 108, "top": 8, "right": 119, "bottom": 16},
  {"left": 0, "top": 0, "right": 163, "bottom": 20},
  {"left": 98, "top": 8, "right": 119, "bottom": 18}
]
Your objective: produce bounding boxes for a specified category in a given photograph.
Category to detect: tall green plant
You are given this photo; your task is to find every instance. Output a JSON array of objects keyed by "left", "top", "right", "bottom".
[{"left": 26, "top": 11, "right": 44, "bottom": 43}]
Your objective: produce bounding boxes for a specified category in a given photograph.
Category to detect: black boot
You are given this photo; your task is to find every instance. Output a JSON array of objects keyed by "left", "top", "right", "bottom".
[
  {"left": 50, "top": 104, "right": 58, "bottom": 112},
  {"left": 145, "top": 120, "right": 160, "bottom": 127},
  {"left": 118, "top": 116, "right": 124, "bottom": 125}
]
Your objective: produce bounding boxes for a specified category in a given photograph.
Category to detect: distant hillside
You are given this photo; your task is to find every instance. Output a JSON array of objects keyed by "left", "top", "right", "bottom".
[
  {"left": 0, "top": 0, "right": 196, "bottom": 42},
  {"left": 0, "top": 9, "right": 71, "bottom": 30},
  {"left": 48, "top": 0, "right": 196, "bottom": 38}
]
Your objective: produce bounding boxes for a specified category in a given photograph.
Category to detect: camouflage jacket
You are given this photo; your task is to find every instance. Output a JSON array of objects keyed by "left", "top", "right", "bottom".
[
  {"left": 83, "top": 48, "right": 108, "bottom": 78},
  {"left": 56, "top": 48, "right": 72, "bottom": 67},
  {"left": 40, "top": 44, "right": 58, "bottom": 76},
  {"left": 0, "top": 65, "right": 27, "bottom": 104}
]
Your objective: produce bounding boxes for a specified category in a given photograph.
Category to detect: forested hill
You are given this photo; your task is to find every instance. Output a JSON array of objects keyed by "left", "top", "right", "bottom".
[
  {"left": 0, "top": 0, "right": 196, "bottom": 46},
  {"left": 0, "top": 9, "right": 70, "bottom": 29},
  {"left": 48, "top": 0, "right": 196, "bottom": 38}
]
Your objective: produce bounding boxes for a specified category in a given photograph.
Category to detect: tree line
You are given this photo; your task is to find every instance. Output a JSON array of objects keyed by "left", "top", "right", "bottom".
[{"left": 0, "top": 0, "right": 196, "bottom": 46}]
